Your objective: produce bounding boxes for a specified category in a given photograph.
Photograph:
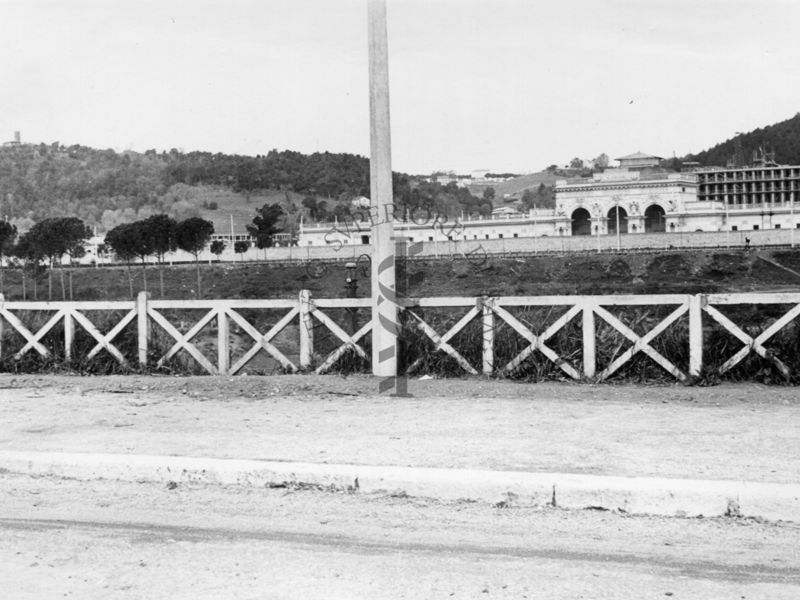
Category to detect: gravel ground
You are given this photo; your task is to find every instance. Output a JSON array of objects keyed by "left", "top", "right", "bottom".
[
  {"left": 2, "top": 374, "right": 799, "bottom": 483},
  {"left": 3, "top": 474, "right": 800, "bottom": 599}
]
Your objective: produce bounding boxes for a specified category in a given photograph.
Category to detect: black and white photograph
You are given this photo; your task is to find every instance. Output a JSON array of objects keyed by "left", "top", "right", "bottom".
[{"left": 1, "top": 1, "right": 799, "bottom": 598}]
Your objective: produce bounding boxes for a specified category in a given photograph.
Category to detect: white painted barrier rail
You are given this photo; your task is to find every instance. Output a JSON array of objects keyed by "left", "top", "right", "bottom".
[{"left": 0, "top": 291, "right": 798, "bottom": 380}]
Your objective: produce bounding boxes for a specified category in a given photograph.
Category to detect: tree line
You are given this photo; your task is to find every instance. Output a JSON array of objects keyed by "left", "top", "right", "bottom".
[
  {"left": 0, "top": 201, "right": 285, "bottom": 301},
  {"left": 0, "top": 217, "right": 90, "bottom": 301},
  {"left": 103, "top": 203, "right": 283, "bottom": 298}
]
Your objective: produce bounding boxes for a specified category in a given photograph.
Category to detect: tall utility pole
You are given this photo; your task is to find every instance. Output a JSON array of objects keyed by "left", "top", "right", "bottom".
[{"left": 368, "top": 0, "right": 397, "bottom": 377}]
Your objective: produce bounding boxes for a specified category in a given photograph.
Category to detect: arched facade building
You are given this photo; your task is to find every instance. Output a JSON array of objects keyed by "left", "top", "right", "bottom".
[{"left": 553, "top": 153, "right": 698, "bottom": 237}]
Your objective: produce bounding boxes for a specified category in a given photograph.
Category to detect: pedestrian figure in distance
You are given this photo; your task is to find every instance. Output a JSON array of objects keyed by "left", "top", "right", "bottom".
[{"left": 744, "top": 237, "right": 751, "bottom": 251}]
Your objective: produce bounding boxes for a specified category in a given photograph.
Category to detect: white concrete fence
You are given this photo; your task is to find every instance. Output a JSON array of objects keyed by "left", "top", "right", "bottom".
[{"left": 0, "top": 291, "right": 797, "bottom": 380}]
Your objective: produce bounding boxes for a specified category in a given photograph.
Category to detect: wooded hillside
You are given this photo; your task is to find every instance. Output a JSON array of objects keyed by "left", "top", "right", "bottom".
[
  {"left": 0, "top": 143, "right": 495, "bottom": 230},
  {"left": 686, "top": 113, "right": 800, "bottom": 167},
  {"left": 0, "top": 144, "right": 390, "bottom": 229}
]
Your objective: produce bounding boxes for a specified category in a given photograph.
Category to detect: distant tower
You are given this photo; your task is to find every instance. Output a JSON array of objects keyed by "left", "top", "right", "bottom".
[
  {"left": 3, "top": 131, "right": 21, "bottom": 147},
  {"left": 752, "top": 144, "right": 777, "bottom": 167}
]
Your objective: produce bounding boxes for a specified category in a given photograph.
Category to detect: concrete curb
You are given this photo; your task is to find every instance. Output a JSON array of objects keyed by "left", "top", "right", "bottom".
[{"left": 1, "top": 450, "right": 798, "bottom": 522}]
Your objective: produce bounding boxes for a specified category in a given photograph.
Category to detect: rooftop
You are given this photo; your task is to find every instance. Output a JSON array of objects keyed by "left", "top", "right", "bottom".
[{"left": 615, "top": 151, "right": 663, "bottom": 161}]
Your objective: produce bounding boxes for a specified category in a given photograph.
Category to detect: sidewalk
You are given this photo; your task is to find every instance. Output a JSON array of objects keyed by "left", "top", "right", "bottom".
[{"left": 1, "top": 374, "right": 799, "bottom": 519}]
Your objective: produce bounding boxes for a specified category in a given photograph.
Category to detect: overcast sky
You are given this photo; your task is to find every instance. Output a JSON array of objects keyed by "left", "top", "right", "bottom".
[{"left": 2, "top": 0, "right": 799, "bottom": 174}]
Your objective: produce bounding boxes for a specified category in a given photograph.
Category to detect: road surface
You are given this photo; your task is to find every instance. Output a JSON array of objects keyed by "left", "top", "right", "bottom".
[
  {"left": 3, "top": 375, "right": 800, "bottom": 483},
  {"left": 2, "top": 473, "right": 799, "bottom": 599}
]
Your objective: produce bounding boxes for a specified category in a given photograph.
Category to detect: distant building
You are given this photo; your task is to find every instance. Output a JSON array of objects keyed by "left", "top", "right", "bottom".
[
  {"left": 696, "top": 164, "right": 800, "bottom": 207},
  {"left": 491, "top": 206, "right": 522, "bottom": 217},
  {"left": 553, "top": 168, "right": 696, "bottom": 236},
  {"left": 614, "top": 151, "right": 662, "bottom": 170},
  {"left": 296, "top": 152, "right": 800, "bottom": 247},
  {"left": 2, "top": 131, "right": 21, "bottom": 147},
  {"left": 427, "top": 172, "right": 473, "bottom": 187},
  {"left": 350, "top": 196, "right": 371, "bottom": 209},
  {"left": 695, "top": 164, "right": 800, "bottom": 232}
]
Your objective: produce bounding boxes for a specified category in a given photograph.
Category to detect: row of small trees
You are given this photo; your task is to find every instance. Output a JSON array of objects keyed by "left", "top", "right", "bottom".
[
  {"left": 0, "top": 214, "right": 218, "bottom": 300},
  {"left": 0, "top": 217, "right": 91, "bottom": 300},
  {"left": 0, "top": 202, "right": 285, "bottom": 300},
  {"left": 105, "top": 214, "right": 216, "bottom": 297},
  {"left": 104, "top": 203, "right": 283, "bottom": 298}
]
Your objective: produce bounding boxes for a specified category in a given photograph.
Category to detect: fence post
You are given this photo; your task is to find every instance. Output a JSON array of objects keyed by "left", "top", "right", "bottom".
[
  {"left": 299, "top": 289, "right": 314, "bottom": 369},
  {"left": 218, "top": 307, "right": 229, "bottom": 375},
  {"left": 137, "top": 291, "right": 149, "bottom": 369},
  {"left": 689, "top": 294, "right": 703, "bottom": 378},
  {"left": 64, "top": 308, "right": 74, "bottom": 364},
  {"left": 481, "top": 296, "right": 494, "bottom": 375},
  {"left": 582, "top": 299, "right": 595, "bottom": 378}
]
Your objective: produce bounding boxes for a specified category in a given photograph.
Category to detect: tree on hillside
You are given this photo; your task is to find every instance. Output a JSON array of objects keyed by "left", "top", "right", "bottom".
[
  {"left": 300, "top": 196, "right": 330, "bottom": 222},
  {"left": 65, "top": 243, "right": 87, "bottom": 300},
  {"left": 520, "top": 183, "right": 555, "bottom": 210},
  {"left": 315, "top": 200, "right": 329, "bottom": 221},
  {"left": 105, "top": 222, "right": 141, "bottom": 298},
  {"left": 592, "top": 153, "right": 610, "bottom": 171},
  {"left": 175, "top": 217, "right": 214, "bottom": 297},
  {"left": 234, "top": 240, "right": 250, "bottom": 262},
  {"left": 142, "top": 214, "right": 177, "bottom": 297},
  {"left": 27, "top": 217, "right": 91, "bottom": 300},
  {"left": 483, "top": 187, "right": 496, "bottom": 202},
  {"left": 12, "top": 231, "right": 45, "bottom": 300},
  {"left": 210, "top": 239, "right": 225, "bottom": 260},
  {"left": 302, "top": 196, "right": 319, "bottom": 219},
  {"left": 280, "top": 193, "right": 300, "bottom": 244},
  {"left": 128, "top": 221, "right": 155, "bottom": 293},
  {"left": 521, "top": 188, "right": 535, "bottom": 209},
  {"left": 0, "top": 220, "right": 18, "bottom": 293},
  {"left": 246, "top": 204, "right": 284, "bottom": 250}
]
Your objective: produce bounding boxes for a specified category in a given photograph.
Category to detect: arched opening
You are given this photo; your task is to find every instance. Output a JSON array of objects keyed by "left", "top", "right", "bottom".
[
  {"left": 571, "top": 208, "right": 592, "bottom": 236},
  {"left": 607, "top": 206, "right": 628, "bottom": 235},
  {"left": 645, "top": 205, "right": 666, "bottom": 233}
]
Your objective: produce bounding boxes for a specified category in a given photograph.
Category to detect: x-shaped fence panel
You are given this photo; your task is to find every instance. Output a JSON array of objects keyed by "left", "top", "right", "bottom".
[
  {"left": 492, "top": 300, "right": 582, "bottom": 379},
  {"left": 0, "top": 301, "right": 138, "bottom": 365},
  {"left": 2, "top": 307, "right": 64, "bottom": 359},
  {"left": 704, "top": 293, "right": 800, "bottom": 379},
  {"left": 311, "top": 297, "right": 372, "bottom": 374},
  {"left": 71, "top": 307, "right": 137, "bottom": 366},
  {"left": 147, "top": 298, "right": 303, "bottom": 375},
  {"left": 148, "top": 304, "right": 220, "bottom": 374},
  {"left": 404, "top": 305, "right": 481, "bottom": 375},
  {"left": 591, "top": 299, "right": 690, "bottom": 382},
  {"left": 226, "top": 306, "right": 299, "bottom": 374}
]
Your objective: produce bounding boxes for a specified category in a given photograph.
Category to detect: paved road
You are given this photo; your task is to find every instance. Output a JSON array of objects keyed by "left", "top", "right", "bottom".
[{"left": 3, "top": 473, "right": 799, "bottom": 599}]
